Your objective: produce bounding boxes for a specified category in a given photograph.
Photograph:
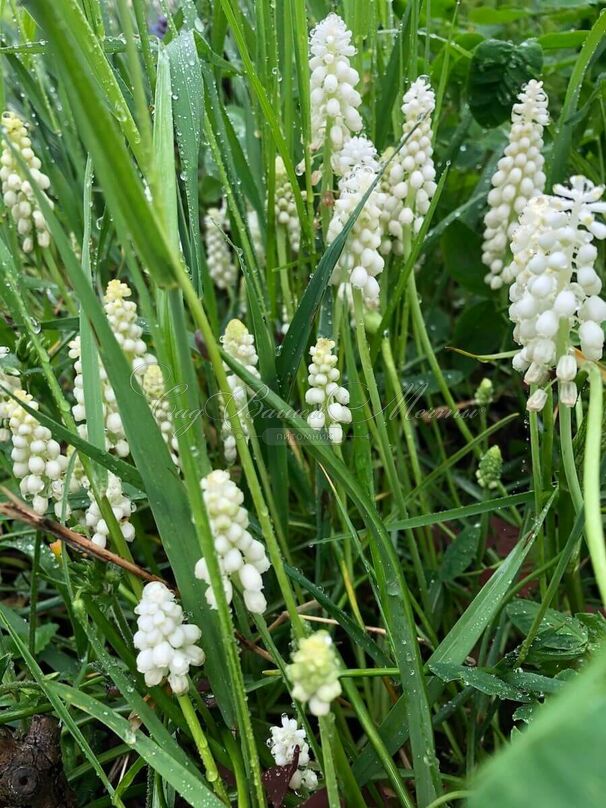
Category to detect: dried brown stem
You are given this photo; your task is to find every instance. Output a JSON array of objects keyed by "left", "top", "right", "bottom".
[{"left": 0, "top": 488, "right": 167, "bottom": 586}]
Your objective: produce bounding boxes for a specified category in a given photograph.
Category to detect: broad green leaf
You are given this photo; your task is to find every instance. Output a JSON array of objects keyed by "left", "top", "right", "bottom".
[
  {"left": 467, "top": 39, "right": 543, "bottom": 128},
  {"left": 507, "top": 599, "right": 588, "bottom": 661},
  {"left": 468, "top": 642, "right": 606, "bottom": 808}
]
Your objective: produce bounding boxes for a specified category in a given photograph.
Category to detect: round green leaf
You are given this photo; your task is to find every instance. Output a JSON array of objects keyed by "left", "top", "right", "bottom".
[{"left": 468, "top": 39, "right": 543, "bottom": 127}]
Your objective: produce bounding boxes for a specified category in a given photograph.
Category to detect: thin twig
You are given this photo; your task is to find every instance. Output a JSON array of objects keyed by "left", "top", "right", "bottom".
[{"left": 0, "top": 488, "right": 167, "bottom": 586}]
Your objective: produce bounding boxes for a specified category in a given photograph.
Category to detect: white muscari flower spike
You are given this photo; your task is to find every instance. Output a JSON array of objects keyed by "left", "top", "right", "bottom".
[
  {"left": 69, "top": 336, "right": 129, "bottom": 458},
  {"left": 1, "top": 111, "right": 52, "bottom": 253},
  {"left": 337, "top": 282, "right": 380, "bottom": 330},
  {"left": 309, "top": 13, "right": 363, "bottom": 151},
  {"left": 287, "top": 630, "right": 342, "bottom": 716},
  {"left": 0, "top": 349, "right": 20, "bottom": 443},
  {"left": 267, "top": 715, "right": 318, "bottom": 792},
  {"left": 71, "top": 280, "right": 157, "bottom": 458},
  {"left": 194, "top": 470, "right": 270, "bottom": 614},
  {"left": 306, "top": 338, "right": 351, "bottom": 444},
  {"left": 482, "top": 80, "right": 549, "bottom": 289},
  {"left": 142, "top": 364, "right": 179, "bottom": 466},
  {"left": 5, "top": 390, "right": 72, "bottom": 518},
  {"left": 275, "top": 156, "right": 301, "bottom": 253},
  {"left": 84, "top": 472, "right": 135, "bottom": 549},
  {"left": 476, "top": 445, "right": 503, "bottom": 490},
  {"left": 247, "top": 209, "right": 265, "bottom": 263},
  {"left": 328, "top": 166, "right": 385, "bottom": 305},
  {"left": 205, "top": 206, "right": 237, "bottom": 290},
  {"left": 506, "top": 177, "right": 606, "bottom": 411},
  {"left": 220, "top": 319, "right": 260, "bottom": 464},
  {"left": 380, "top": 77, "right": 437, "bottom": 255},
  {"left": 332, "top": 135, "right": 379, "bottom": 178},
  {"left": 103, "top": 279, "right": 157, "bottom": 375},
  {"left": 134, "top": 581, "right": 205, "bottom": 694}
]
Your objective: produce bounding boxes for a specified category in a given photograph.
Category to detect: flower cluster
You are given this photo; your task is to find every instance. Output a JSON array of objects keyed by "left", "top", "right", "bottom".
[
  {"left": 0, "top": 348, "right": 20, "bottom": 443},
  {"left": 506, "top": 178, "right": 606, "bottom": 410},
  {"left": 267, "top": 716, "right": 318, "bottom": 791},
  {"left": 1, "top": 111, "right": 52, "bottom": 253},
  {"left": 69, "top": 336, "right": 130, "bottom": 458},
  {"left": 380, "top": 77, "right": 437, "bottom": 255},
  {"left": 247, "top": 209, "right": 265, "bottom": 263},
  {"left": 142, "top": 364, "right": 179, "bottom": 466},
  {"left": 332, "top": 135, "right": 378, "bottom": 178},
  {"left": 482, "top": 80, "right": 549, "bottom": 289},
  {"left": 70, "top": 280, "right": 156, "bottom": 458},
  {"left": 309, "top": 13, "right": 363, "bottom": 151},
  {"left": 476, "top": 446, "right": 503, "bottom": 490},
  {"left": 275, "top": 156, "right": 301, "bottom": 253},
  {"left": 328, "top": 166, "right": 385, "bottom": 305},
  {"left": 84, "top": 473, "right": 135, "bottom": 549},
  {"left": 5, "top": 390, "right": 71, "bottom": 517},
  {"left": 220, "top": 319, "right": 260, "bottom": 464},
  {"left": 287, "top": 630, "right": 342, "bottom": 716},
  {"left": 134, "top": 581, "right": 205, "bottom": 695},
  {"left": 194, "top": 470, "right": 270, "bottom": 614},
  {"left": 103, "top": 279, "right": 156, "bottom": 375},
  {"left": 306, "top": 338, "right": 351, "bottom": 444},
  {"left": 205, "top": 206, "right": 237, "bottom": 290}
]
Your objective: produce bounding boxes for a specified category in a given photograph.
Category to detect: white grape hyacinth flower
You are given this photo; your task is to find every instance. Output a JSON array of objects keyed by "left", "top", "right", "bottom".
[
  {"left": 142, "top": 364, "right": 179, "bottom": 466},
  {"left": 267, "top": 715, "right": 319, "bottom": 791},
  {"left": 103, "top": 279, "right": 157, "bottom": 375},
  {"left": 332, "top": 135, "right": 379, "bottom": 179},
  {"left": 220, "top": 319, "right": 260, "bottom": 464},
  {"left": 134, "top": 582, "right": 205, "bottom": 694},
  {"left": 309, "top": 13, "right": 363, "bottom": 151},
  {"left": 69, "top": 336, "right": 130, "bottom": 458},
  {"left": 287, "top": 630, "right": 342, "bottom": 716},
  {"left": 247, "top": 208, "right": 265, "bottom": 263},
  {"left": 306, "top": 337, "right": 351, "bottom": 444},
  {"left": 0, "top": 111, "right": 52, "bottom": 253},
  {"left": 194, "top": 470, "right": 270, "bottom": 614},
  {"left": 483, "top": 80, "right": 549, "bottom": 290},
  {"left": 84, "top": 473, "right": 135, "bottom": 549},
  {"left": 328, "top": 166, "right": 385, "bottom": 305},
  {"left": 5, "top": 389, "right": 72, "bottom": 518},
  {"left": 0, "top": 347, "right": 20, "bottom": 443},
  {"left": 506, "top": 176, "right": 606, "bottom": 411},
  {"left": 275, "top": 156, "right": 301, "bottom": 253},
  {"left": 205, "top": 205, "right": 237, "bottom": 290},
  {"left": 380, "top": 77, "right": 437, "bottom": 255},
  {"left": 70, "top": 280, "right": 157, "bottom": 458}
]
